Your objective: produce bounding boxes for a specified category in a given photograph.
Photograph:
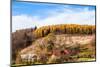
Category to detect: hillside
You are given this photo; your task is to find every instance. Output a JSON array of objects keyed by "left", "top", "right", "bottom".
[
  {"left": 16, "top": 33, "right": 95, "bottom": 64},
  {"left": 11, "top": 24, "right": 96, "bottom": 65}
]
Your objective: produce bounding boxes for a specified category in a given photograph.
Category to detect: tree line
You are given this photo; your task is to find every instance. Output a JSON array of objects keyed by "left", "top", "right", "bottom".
[{"left": 33, "top": 24, "right": 96, "bottom": 38}]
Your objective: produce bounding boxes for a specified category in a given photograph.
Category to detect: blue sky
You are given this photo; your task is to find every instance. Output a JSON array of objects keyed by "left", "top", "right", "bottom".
[{"left": 12, "top": 0, "right": 96, "bottom": 32}]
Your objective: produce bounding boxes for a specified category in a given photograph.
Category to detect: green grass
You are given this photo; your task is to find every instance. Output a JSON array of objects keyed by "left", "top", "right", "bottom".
[
  {"left": 11, "top": 64, "right": 27, "bottom": 67},
  {"left": 78, "top": 58, "right": 95, "bottom": 61}
]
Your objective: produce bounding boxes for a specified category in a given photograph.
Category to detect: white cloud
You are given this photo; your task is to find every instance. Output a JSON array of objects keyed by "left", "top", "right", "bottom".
[
  {"left": 12, "top": 7, "right": 95, "bottom": 32},
  {"left": 12, "top": 15, "right": 39, "bottom": 32}
]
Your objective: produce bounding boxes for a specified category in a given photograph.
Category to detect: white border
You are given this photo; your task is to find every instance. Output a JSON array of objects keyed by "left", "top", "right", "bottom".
[
  {"left": 0, "top": 0, "right": 10, "bottom": 67},
  {"left": 20, "top": 0, "right": 96, "bottom": 5}
]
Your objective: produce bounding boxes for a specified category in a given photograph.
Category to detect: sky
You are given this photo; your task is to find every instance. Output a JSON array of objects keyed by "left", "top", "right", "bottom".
[{"left": 12, "top": 0, "right": 96, "bottom": 32}]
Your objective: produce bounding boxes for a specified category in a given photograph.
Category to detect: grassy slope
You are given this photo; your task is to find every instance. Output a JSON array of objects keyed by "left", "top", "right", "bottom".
[{"left": 16, "top": 33, "right": 95, "bottom": 65}]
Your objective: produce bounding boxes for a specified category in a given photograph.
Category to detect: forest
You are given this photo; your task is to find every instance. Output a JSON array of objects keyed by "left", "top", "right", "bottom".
[{"left": 33, "top": 24, "right": 95, "bottom": 38}]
